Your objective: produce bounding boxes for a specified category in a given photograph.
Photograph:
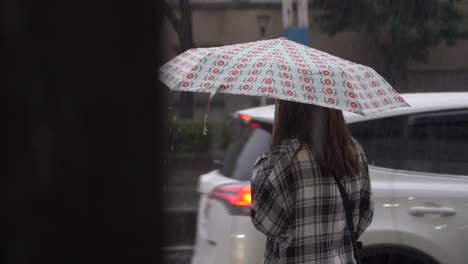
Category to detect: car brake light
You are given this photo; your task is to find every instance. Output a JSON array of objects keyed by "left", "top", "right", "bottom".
[
  {"left": 210, "top": 183, "right": 252, "bottom": 216},
  {"left": 239, "top": 114, "right": 252, "bottom": 121},
  {"left": 250, "top": 122, "right": 261, "bottom": 128}
]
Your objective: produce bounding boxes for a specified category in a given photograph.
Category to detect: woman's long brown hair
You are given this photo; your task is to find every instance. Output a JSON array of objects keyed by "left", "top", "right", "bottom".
[{"left": 272, "top": 100, "right": 360, "bottom": 179}]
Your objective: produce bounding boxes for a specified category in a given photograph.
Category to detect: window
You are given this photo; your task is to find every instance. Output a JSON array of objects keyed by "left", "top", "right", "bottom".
[
  {"left": 221, "top": 118, "right": 272, "bottom": 181},
  {"left": 350, "top": 114, "right": 408, "bottom": 170},
  {"left": 405, "top": 109, "right": 468, "bottom": 175},
  {"left": 350, "top": 109, "right": 468, "bottom": 176}
]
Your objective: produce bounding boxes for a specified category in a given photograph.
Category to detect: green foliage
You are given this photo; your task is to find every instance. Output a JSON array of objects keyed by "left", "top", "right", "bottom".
[
  {"left": 312, "top": 0, "right": 468, "bottom": 50},
  {"left": 311, "top": 0, "right": 468, "bottom": 87},
  {"left": 167, "top": 119, "right": 232, "bottom": 154}
]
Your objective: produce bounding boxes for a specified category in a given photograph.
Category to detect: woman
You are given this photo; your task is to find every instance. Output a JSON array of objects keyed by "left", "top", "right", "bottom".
[{"left": 250, "top": 100, "right": 374, "bottom": 264}]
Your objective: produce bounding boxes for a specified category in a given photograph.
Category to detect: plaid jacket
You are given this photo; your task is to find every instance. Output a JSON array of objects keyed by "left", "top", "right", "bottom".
[{"left": 251, "top": 138, "right": 373, "bottom": 264}]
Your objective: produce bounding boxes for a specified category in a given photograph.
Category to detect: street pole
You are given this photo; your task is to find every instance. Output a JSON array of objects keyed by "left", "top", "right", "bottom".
[
  {"left": 161, "top": 0, "right": 195, "bottom": 119},
  {"left": 282, "top": 0, "right": 293, "bottom": 29},
  {"left": 282, "top": 0, "right": 310, "bottom": 46},
  {"left": 297, "top": 0, "right": 308, "bottom": 29},
  {"left": 178, "top": 0, "right": 195, "bottom": 119}
]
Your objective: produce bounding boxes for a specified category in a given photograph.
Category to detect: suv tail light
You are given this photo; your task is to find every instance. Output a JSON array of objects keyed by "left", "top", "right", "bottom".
[
  {"left": 239, "top": 114, "right": 264, "bottom": 129},
  {"left": 209, "top": 183, "right": 252, "bottom": 216},
  {"left": 239, "top": 114, "right": 252, "bottom": 121}
]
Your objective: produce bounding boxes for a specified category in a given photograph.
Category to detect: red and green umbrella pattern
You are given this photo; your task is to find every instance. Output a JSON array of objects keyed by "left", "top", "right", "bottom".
[{"left": 159, "top": 37, "right": 410, "bottom": 115}]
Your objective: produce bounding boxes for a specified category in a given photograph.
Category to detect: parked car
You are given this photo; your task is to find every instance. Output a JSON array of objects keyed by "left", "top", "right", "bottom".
[{"left": 191, "top": 92, "right": 468, "bottom": 264}]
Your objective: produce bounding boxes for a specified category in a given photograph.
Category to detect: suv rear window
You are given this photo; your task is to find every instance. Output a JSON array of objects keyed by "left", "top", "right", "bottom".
[{"left": 221, "top": 118, "right": 272, "bottom": 181}]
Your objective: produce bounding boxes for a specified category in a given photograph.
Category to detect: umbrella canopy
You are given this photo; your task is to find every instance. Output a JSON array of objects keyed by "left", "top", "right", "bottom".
[{"left": 159, "top": 37, "right": 410, "bottom": 116}]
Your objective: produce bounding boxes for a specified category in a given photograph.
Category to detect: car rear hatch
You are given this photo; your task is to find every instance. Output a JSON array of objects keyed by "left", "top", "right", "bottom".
[{"left": 192, "top": 113, "right": 273, "bottom": 264}]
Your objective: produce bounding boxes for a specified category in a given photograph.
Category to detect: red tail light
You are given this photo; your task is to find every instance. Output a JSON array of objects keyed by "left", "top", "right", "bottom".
[
  {"left": 210, "top": 183, "right": 252, "bottom": 216},
  {"left": 250, "top": 122, "right": 261, "bottom": 128},
  {"left": 239, "top": 114, "right": 252, "bottom": 121}
]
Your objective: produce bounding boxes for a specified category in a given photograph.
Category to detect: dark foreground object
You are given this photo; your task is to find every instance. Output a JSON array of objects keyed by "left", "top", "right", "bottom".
[{"left": 6, "top": 1, "right": 164, "bottom": 263}]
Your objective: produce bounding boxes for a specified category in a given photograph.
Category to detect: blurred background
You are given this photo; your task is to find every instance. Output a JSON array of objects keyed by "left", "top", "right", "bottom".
[
  {"left": 6, "top": 1, "right": 162, "bottom": 263},
  {"left": 160, "top": 0, "right": 468, "bottom": 263},
  {"left": 162, "top": 0, "right": 468, "bottom": 119}
]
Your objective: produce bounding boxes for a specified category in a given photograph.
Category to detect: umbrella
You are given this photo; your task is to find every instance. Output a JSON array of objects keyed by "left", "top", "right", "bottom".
[{"left": 159, "top": 37, "right": 410, "bottom": 131}]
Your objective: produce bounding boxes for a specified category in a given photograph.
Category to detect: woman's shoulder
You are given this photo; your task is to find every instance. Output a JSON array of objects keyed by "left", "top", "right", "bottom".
[
  {"left": 350, "top": 136, "right": 363, "bottom": 149},
  {"left": 279, "top": 138, "right": 301, "bottom": 148},
  {"left": 277, "top": 138, "right": 318, "bottom": 166},
  {"left": 350, "top": 137, "right": 366, "bottom": 156},
  {"left": 262, "top": 138, "right": 307, "bottom": 168},
  {"left": 279, "top": 138, "right": 307, "bottom": 155},
  {"left": 269, "top": 138, "right": 301, "bottom": 156},
  {"left": 254, "top": 141, "right": 292, "bottom": 171}
]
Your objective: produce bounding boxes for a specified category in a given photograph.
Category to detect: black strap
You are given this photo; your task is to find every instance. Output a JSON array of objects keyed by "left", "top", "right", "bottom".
[{"left": 331, "top": 174, "right": 362, "bottom": 264}]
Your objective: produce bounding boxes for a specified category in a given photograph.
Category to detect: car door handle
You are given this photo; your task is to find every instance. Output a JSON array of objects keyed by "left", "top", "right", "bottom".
[{"left": 409, "top": 206, "right": 457, "bottom": 217}]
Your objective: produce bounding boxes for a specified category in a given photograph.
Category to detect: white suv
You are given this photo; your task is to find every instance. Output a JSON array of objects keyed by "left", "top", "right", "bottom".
[{"left": 191, "top": 92, "right": 468, "bottom": 264}]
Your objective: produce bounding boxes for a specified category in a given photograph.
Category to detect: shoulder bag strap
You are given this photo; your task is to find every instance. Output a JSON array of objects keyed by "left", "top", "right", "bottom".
[{"left": 331, "top": 174, "right": 362, "bottom": 264}]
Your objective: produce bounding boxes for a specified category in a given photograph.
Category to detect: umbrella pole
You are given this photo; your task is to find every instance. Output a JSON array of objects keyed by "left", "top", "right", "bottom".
[{"left": 202, "top": 92, "right": 216, "bottom": 136}]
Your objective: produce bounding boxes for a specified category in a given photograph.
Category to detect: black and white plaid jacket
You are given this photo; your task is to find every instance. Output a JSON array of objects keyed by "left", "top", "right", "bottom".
[{"left": 251, "top": 138, "right": 373, "bottom": 264}]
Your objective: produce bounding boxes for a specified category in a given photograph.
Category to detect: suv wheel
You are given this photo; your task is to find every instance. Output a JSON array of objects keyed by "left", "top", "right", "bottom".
[{"left": 361, "top": 245, "right": 439, "bottom": 264}]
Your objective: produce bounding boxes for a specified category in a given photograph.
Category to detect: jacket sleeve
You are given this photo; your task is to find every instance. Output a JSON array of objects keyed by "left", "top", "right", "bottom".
[
  {"left": 356, "top": 154, "right": 374, "bottom": 238},
  {"left": 250, "top": 152, "right": 294, "bottom": 238}
]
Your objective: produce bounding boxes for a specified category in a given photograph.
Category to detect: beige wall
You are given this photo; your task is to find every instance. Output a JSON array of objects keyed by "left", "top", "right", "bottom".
[
  {"left": 193, "top": 9, "right": 283, "bottom": 45},
  {"left": 159, "top": 6, "right": 468, "bottom": 119},
  {"left": 192, "top": 9, "right": 383, "bottom": 67},
  {"left": 192, "top": 8, "right": 468, "bottom": 70},
  {"left": 409, "top": 39, "right": 468, "bottom": 70}
]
